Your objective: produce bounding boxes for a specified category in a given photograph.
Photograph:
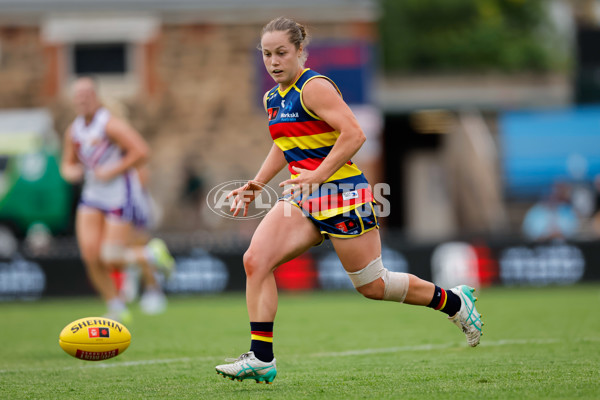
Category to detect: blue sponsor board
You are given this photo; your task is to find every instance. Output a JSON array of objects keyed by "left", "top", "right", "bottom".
[{"left": 500, "top": 106, "right": 600, "bottom": 198}]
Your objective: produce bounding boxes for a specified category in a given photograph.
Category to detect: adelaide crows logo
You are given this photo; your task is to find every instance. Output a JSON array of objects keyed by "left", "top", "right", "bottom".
[
  {"left": 279, "top": 99, "right": 298, "bottom": 119},
  {"left": 281, "top": 99, "right": 294, "bottom": 112}
]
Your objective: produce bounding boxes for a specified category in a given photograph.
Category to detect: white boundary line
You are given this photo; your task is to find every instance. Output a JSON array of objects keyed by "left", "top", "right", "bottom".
[
  {"left": 1, "top": 337, "right": 598, "bottom": 374},
  {"left": 311, "top": 338, "right": 563, "bottom": 357},
  {"left": 0, "top": 356, "right": 217, "bottom": 374}
]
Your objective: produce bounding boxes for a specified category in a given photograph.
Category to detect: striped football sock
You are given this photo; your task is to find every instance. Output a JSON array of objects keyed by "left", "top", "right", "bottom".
[
  {"left": 427, "top": 286, "right": 461, "bottom": 316},
  {"left": 250, "top": 322, "right": 274, "bottom": 362}
]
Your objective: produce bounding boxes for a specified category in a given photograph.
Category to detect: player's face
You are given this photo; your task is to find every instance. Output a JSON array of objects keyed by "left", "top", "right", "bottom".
[
  {"left": 261, "top": 30, "right": 303, "bottom": 90},
  {"left": 72, "top": 79, "right": 99, "bottom": 118}
]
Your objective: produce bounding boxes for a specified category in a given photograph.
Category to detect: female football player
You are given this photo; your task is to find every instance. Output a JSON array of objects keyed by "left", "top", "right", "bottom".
[
  {"left": 61, "top": 77, "right": 174, "bottom": 322},
  {"left": 215, "top": 17, "right": 483, "bottom": 383}
]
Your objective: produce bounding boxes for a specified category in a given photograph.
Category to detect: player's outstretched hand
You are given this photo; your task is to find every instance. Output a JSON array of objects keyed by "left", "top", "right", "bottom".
[{"left": 227, "top": 180, "right": 265, "bottom": 217}]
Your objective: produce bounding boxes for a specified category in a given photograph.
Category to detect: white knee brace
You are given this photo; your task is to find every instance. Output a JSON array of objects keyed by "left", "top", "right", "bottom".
[
  {"left": 346, "top": 256, "right": 410, "bottom": 303},
  {"left": 100, "top": 243, "right": 127, "bottom": 264}
]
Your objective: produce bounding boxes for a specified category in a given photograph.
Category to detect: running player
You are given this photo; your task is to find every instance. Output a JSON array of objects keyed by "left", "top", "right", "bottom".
[
  {"left": 215, "top": 17, "right": 483, "bottom": 384},
  {"left": 60, "top": 77, "right": 175, "bottom": 322},
  {"left": 117, "top": 164, "right": 170, "bottom": 315}
]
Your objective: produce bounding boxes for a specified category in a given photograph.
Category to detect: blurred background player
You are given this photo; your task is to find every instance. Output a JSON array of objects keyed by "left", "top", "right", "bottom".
[
  {"left": 215, "top": 17, "right": 483, "bottom": 384},
  {"left": 115, "top": 164, "right": 172, "bottom": 315},
  {"left": 60, "top": 76, "right": 175, "bottom": 322}
]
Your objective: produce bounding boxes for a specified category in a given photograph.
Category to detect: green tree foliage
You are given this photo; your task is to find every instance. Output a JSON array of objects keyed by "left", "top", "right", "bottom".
[{"left": 379, "top": 0, "right": 560, "bottom": 73}]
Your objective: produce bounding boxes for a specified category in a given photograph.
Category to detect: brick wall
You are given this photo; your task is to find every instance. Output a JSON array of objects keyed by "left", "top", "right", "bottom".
[
  {"left": 1, "top": 20, "right": 376, "bottom": 232},
  {"left": 0, "top": 26, "right": 46, "bottom": 108},
  {"left": 125, "top": 22, "right": 377, "bottom": 230}
]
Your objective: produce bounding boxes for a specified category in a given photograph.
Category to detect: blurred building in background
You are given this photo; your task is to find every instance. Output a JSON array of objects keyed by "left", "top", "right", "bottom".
[
  {"left": 2, "top": 0, "right": 600, "bottom": 297},
  {"left": 0, "top": 0, "right": 379, "bottom": 236},
  {"left": 0, "top": 0, "right": 599, "bottom": 242}
]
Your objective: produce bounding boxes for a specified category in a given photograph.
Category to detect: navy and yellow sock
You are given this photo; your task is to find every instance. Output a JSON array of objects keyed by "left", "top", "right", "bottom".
[
  {"left": 427, "top": 286, "right": 461, "bottom": 316},
  {"left": 250, "top": 322, "right": 274, "bottom": 362}
]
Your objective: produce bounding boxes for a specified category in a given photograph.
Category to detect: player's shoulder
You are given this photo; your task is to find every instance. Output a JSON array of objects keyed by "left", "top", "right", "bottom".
[
  {"left": 104, "top": 114, "right": 133, "bottom": 140},
  {"left": 266, "top": 85, "right": 279, "bottom": 98},
  {"left": 298, "top": 69, "right": 325, "bottom": 86},
  {"left": 264, "top": 85, "right": 279, "bottom": 106},
  {"left": 302, "top": 74, "right": 340, "bottom": 99}
]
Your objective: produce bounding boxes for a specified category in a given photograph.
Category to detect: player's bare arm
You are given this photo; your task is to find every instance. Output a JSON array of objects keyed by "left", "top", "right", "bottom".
[
  {"left": 60, "top": 125, "right": 84, "bottom": 183},
  {"left": 95, "top": 117, "right": 150, "bottom": 181},
  {"left": 280, "top": 77, "right": 365, "bottom": 195}
]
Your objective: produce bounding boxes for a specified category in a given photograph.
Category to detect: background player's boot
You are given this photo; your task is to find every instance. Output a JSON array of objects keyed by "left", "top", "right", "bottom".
[
  {"left": 146, "top": 238, "right": 175, "bottom": 277},
  {"left": 139, "top": 288, "right": 167, "bottom": 315},
  {"left": 215, "top": 351, "right": 277, "bottom": 384},
  {"left": 104, "top": 308, "right": 132, "bottom": 325},
  {"left": 448, "top": 285, "right": 483, "bottom": 347}
]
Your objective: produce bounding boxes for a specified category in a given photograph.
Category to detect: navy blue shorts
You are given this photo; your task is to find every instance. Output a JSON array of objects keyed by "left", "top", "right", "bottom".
[{"left": 282, "top": 198, "right": 379, "bottom": 241}]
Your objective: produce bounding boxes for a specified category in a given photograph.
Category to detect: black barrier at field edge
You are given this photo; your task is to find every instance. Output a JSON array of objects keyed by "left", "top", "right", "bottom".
[{"left": 0, "top": 238, "right": 598, "bottom": 299}]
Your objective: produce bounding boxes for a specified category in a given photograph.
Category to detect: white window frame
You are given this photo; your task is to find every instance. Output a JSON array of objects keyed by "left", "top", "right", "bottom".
[{"left": 41, "top": 14, "right": 159, "bottom": 98}]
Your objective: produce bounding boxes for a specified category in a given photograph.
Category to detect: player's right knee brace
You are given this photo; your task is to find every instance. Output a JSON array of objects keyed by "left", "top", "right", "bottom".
[
  {"left": 100, "top": 243, "right": 127, "bottom": 264},
  {"left": 346, "top": 256, "right": 410, "bottom": 303}
]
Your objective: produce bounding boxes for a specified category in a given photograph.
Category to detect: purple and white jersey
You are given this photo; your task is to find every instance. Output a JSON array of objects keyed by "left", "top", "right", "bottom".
[{"left": 71, "top": 108, "right": 151, "bottom": 227}]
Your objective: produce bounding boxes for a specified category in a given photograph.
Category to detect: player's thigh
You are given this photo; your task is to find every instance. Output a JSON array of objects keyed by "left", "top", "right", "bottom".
[
  {"left": 245, "top": 201, "right": 322, "bottom": 272},
  {"left": 330, "top": 228, "right": 381, "bottom": 273},
  {"left": 102, "top": 217, "right": 134, "bottom": 246},
  {"left": 75, "top": 207, "right": 105, "bottom": 261},
  {"left": 128, "top": 228, "right": 150, "bottom": 246}
]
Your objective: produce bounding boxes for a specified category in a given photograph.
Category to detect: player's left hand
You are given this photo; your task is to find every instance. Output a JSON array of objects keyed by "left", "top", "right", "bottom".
[{"left": 280, "top": 166, "right": 323, "bottom": 200}]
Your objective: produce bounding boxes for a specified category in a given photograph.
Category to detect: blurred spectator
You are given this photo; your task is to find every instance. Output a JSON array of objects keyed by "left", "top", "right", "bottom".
[
  {"left": 522, "top": 182, "right": 579, "bottom": 242},
  {"left": 181, "top": 159, "right": 204, "bottom": 207},
  {"left": 590, "top": 174, "right": 600, "bottom": 236},
  {"left": 24, "top": 222, "right": 52, "bottom": 256},
  {"left": 178, "top": 159, "right": 205, "bottom": 228}
]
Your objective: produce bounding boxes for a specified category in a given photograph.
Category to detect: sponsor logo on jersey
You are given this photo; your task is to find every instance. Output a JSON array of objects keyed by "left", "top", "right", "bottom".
[
  {"left": 268, "top": 107, "right": 279, "bottom": 121},
  {"left": 279, "top": 99, "right": 298, "bottom": 119}
]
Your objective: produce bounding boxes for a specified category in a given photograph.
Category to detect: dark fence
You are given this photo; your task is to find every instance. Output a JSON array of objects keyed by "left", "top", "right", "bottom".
[{"left": 1, "top": 236, "right": 599, "bottom": 301}]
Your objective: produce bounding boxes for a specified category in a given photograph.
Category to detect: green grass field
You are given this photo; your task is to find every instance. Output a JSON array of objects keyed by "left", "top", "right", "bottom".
[{"left": 1, "top": 285, "right": 599, "bottom": 399}]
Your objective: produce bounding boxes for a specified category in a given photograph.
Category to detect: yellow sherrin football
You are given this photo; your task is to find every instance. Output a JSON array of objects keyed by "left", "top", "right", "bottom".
[{"left": 59, "top": 317, "right": 131, "bottom": 361}]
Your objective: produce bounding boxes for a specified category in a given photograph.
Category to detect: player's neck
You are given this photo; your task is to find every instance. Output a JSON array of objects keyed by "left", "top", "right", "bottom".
[
  {"left": 83, "top": 106, "right": 101, "bottom": 125},
  {"left": 279, "top": 69, "right": 303, "bottom": 92}
]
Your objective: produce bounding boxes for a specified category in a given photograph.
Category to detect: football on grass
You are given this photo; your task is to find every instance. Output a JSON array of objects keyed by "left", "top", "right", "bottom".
[{"left": 59, "top": 317, "right": 131, "bottom": 361}]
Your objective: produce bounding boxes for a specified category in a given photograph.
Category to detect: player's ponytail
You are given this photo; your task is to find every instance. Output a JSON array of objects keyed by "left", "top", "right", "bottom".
[{"left": 298, "top": 23, "right": 307, "bottom": 43}]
